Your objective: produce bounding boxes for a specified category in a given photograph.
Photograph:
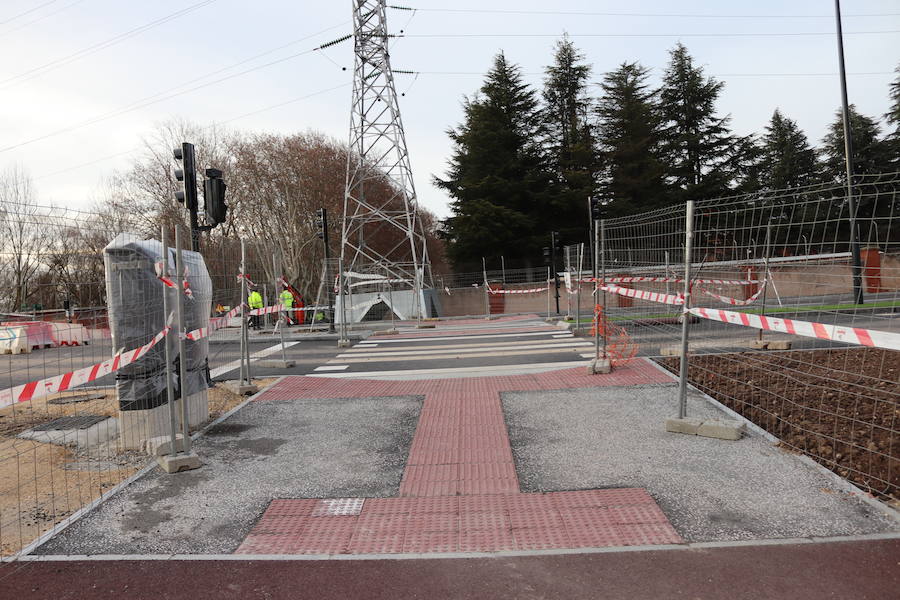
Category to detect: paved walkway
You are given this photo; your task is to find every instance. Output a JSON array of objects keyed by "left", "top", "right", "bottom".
[
  {"left": 5, "top": 538, "right": 900, "bottom": 599},
  {"left": 237, "top": 360, "right": 678, "bottom": 554}
]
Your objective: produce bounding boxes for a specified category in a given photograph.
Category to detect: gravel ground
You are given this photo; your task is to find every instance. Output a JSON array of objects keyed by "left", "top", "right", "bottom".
[
  {"left": 502, "top": 384, "right": 898, "bottom": 542},
  {"left": 36, "top": 394, "right": 422, "bottom": 555}
]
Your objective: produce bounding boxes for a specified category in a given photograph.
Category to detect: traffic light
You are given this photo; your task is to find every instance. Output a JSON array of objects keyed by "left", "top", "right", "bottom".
[
  {"left": 315, "top": 208, "right": 327, "bottom": 241},
  {"left": 590, "top": 196, "right": 602, "bottom": 221},
  {"left": 203, "top": 168, "right": 228, "bottom": 225},
  {"left": 542, "top": 246, "right": 551, "bottom": 265},
  {"left": 173, "top": 142, "right": 198, "bottom": 212}
]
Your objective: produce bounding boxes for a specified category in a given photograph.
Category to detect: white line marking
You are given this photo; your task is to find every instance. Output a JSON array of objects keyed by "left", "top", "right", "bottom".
[
  {"left": 309, "top": 360, "right": 589, "bottom": 380},
  {"left": 344, "top": 338, "right": 576, "bottom": 353},
  {"left": 313, "top": 365, "right": 349, "bottom": 372},
  {"left": 337, "top": 347, "right": 591, "bottom": 364},
  {"left": 337, "top": 341, "right": 592, "bottom": 359},
  {"left": 210, "top": 342, "right": 300, "bottom": 378},
  {"left": 552, "top": 334, "right": 574, "bottom": 338},
  {"left": 366, "top": 330, "right": 561, "bottom": 344}
]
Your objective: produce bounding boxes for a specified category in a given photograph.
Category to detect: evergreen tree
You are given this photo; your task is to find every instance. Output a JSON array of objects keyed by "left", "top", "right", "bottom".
[
  {"left": 886, "top": 65, "right": 900, "bottom": 134},
  {"left": 595, "top": 61, "right": 667, "bottom": 215},
  {"left": 658, "top": 43, "right": 737, "bottom": 201},
  {"left": 821, "top": 105, "right": 892, "bottom": 181},
  {"left": 541, "top": 35, "right": 597, "bottom": 238},
  {"left": 435, "top": 53, "right": 553, "bottom": 271},
  {"left": 759, "top": 109, "right": 820, "bottom": 190}
]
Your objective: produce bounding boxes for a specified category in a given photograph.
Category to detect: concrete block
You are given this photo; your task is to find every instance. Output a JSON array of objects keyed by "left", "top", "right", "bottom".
[
  {"left": 751, "top": 339, "right": 769, "bottom": 349},
  {"left": 544, "top": 317, "right": 559, "bottom": 323},
  {"left": 144, "top": 434, "right": 187, "bottom": 457},
  {"left": 157, "top": 452, "right": 201, "bottom": 473},
  {"left": 665, "top": 417, "right": 703, "bottom": 435},
  {"left": 659, "top": 346, "right": 682, "bottom": 357},
  {"left": 255, "top": 359, "right": 296, "bottom": 368},
  {"left": 224, "top": 381, "right": 258, "bottom": 396},
  {"left": 0, "top": 326, "right": 30, "bottom": 354},
  {"left": 586, "top": 358, "right": 612, "bottom": 374},
  {"left": 697, "top": 419, "right": 745, "bottom": 441},
  {"left": 337, "top": 339, "right": 352, "bottom": 348},
  {"left": 416, "top": 323, "right": 436, "bottom": 329},
  {"left": 556, "top": 321, "right": 574, "bottom": 331},
  {"left": 19, "top": 417, "right": 119, "bottom": 449},
  {"left": 767, "top": 340, "right": 792, "bottom": 350}
]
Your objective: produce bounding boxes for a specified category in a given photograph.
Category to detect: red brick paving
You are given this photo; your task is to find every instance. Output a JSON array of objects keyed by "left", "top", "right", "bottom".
[{"left": 237, "top": 344, "right": 680, "bottom": 555}]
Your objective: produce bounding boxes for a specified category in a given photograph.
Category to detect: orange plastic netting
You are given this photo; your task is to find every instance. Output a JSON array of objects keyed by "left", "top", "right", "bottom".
[{"left": 589, "top": 304, "right": 638, "bottom": 367}]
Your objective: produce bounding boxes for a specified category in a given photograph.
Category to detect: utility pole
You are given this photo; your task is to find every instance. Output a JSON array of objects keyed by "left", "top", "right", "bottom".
[{"left": 834, "top": 0, "right": 864, "bottom": 305}]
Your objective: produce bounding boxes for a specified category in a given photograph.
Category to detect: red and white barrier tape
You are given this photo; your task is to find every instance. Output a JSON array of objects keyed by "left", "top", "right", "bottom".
[
  {"left": 0, "top": 317, "right": 173, "bottom": 409},
  {"left": 249, "top": 304, "right": 285, "bottom": 316},
  {"left": 584, "top": 276, "right": 759, "bottom": 285},
  {"left": 599, "top": 284, "right": 685, "bottom": 306},
  {"left": 696, "top": 282, "right": 767, "bottom": 306},
  {"left": 689, "top": 307, "right": 900, "bottom": 351},
  {"left": 488, "top": 286, "right": 549, "bottom": 295},
  {"left": 185, "top": 304, "right": 246, "bottom": 341},
  {"left": 237, "top": 273, "right": 257, "bottom": 289}
]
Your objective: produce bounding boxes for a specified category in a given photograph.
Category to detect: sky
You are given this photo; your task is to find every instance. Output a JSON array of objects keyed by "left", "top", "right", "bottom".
[{"left": 0, "top": 0, "right": 898, "bottom": 220}]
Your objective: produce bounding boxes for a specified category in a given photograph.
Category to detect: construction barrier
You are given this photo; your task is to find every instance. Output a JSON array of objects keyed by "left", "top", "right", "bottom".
[{"left": 688, "top": 307, "right": 900, "bottom": 351}]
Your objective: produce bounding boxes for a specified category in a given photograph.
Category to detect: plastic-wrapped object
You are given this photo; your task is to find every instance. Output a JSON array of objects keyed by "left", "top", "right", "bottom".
[{"left": 103, "top": 233, "right": 212, "bottom": 414}]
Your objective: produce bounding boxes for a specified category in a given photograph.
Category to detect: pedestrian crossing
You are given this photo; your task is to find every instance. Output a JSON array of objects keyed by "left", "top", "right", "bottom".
[{"left": 312, "top": 318, "right": 597, "bottom": 379}]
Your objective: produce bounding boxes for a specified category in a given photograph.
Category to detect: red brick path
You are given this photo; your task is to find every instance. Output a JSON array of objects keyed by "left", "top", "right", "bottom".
[{"left": 237, "top": 359, "right": 681, "bottom": 554}]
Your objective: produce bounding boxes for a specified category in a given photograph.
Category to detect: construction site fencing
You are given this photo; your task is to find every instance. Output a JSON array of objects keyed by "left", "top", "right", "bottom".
[
  {"left": 596, "top": 172, "right": 899, "bottom": 503},
  {"left": 0, "top": 202, "right": 331, "bottom": 558}
]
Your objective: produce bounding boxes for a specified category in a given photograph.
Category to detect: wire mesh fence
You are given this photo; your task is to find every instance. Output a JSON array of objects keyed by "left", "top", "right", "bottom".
[
  {"left": 0, "top": 201, "right": 334, "bottom": 557},
  {"left": 601, "top": 173, "right": 899, "bottom": 502}
]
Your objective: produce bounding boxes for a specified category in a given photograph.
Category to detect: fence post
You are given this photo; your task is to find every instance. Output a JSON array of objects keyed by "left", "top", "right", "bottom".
[
  {"left": 594, "top": 219, "right": 600, "bottom": 360},
  {"left": 482, "top": 257, "right": 490, "bottom": 320},
  {"left": 274, "top": 252, "right": 289, "bottom": 365},
  {"left": 676, "top": 201, "right": 695, "bottom": 419},
  {"left": 600, "top": 219, "right": 607, "bottom": 360},
  {"left": 173, "top": 226, "right": 193, "bottom": 454},
  {"left": 160, "top": 226, "right": 179, "bottom": 458},
  {"left": 239, "top": 239, "right": 253, "bottom": 388},
  {"left": 338, "top": 260, "right": 350, "bottom": 347}
]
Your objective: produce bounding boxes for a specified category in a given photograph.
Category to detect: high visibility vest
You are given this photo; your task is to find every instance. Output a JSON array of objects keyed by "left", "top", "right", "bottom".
[
  {"left": 248, "top": 291, "right": 263, "bottom": 309},
  {"left": 280, "top": 290, "right": 293, "bottom": 308}
]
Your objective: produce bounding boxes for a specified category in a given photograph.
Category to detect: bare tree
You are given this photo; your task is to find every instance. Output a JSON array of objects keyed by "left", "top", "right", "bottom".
[{"left": 0, "top": 166, "right": 53, "bottom": 312}]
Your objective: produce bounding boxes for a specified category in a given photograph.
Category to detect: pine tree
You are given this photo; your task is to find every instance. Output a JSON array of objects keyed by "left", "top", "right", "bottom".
[
  {"left": 821, "top": 105, "right": 892, "bottom": 181},
  {"left": 886, "top": 65, "right": 900, "bottom": 134},
  {"left": 759, "top": 109, "right": 820, "bottom": 191},
  {"left": 541, "top": 35, "right": 597, "bottom": 237},
  {"left": 658, "top": 43, "right": 737, "bottom": 201},
  {"left": 434, "top": 53, "right": 552, "bottom": 271},
  {"left": 595, "top": 61, "right": 667, "bottom": 215}
]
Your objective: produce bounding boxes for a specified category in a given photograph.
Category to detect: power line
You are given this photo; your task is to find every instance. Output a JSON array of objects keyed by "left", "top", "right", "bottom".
[
  {"left": 3, "top": 82, "right": 351, "bottom": 189},
  {"left": 0, "top": 0, "right": 217, "bottom": 88},
  {"left": 388, "top": 6, "right": 900, "bottom": 19},
  {"left": 0, "top": 0, "right": 87, "bottom": 38},
  {"left": 0, "top": 0, "right": 58, "bottom": 25},
  {"left": 396, "top": 30, "right": 900, "bottom": 39},
  {"left": 0, "top": 28, "right": 352, "bottom": 153},
  {"left": 395, "top": 70, "right": 894, "bottom": 79}
]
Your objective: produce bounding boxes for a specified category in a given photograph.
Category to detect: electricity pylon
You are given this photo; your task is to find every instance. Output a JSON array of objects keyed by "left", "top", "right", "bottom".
[{"left": 340, "top": 0, "right": 431, "bottom": 294}]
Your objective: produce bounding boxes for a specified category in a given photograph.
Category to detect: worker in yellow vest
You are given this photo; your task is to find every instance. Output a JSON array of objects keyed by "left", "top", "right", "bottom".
[
  {"left": 248, "top": 289, "right": 263, "bottom": 330},
  {"left": 280, "top": 288, "right": 294, "bottom": 326}
]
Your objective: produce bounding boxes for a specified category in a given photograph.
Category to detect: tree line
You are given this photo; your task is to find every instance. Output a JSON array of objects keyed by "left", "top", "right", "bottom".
[
  {"left": 0, "top": 122, "right": 448, "bottom": 313},
  {"left": 437, "top": 39, "right": 900, "bottom": 271}
]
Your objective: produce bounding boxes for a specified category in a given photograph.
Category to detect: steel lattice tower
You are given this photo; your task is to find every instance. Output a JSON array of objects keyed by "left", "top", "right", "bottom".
[{"left": 341, "top": 0, "right": 430, "bottom": 290}]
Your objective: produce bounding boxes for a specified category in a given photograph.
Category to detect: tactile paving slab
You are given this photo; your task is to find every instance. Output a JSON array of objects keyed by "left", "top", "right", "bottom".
[
  {"left": 236, "top": 358, "right": 681, "bottom": 555},
  {"left": 235, "top": 489, "right": 681, "bottom": 554}
]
